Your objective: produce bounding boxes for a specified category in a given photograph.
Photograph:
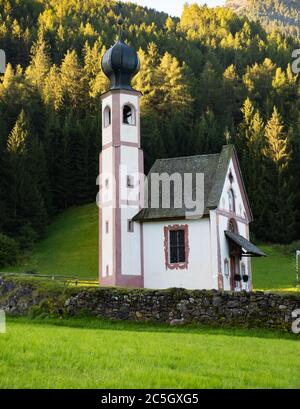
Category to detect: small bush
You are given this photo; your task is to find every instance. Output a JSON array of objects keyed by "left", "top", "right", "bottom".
[
  {"left": 0, "top": 233, "right": 20, "bottom": 268},
  {"left": 17, "top": 224, "right": 38, "bottom": 251},
  {"left": 274, "top": 241, "right": 300, "bottom": 256}
]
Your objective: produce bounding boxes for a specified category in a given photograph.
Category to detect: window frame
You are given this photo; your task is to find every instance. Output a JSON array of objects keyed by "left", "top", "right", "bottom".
[
  {"left": 122, "top": 104, "right": 136, "bottom": 126},
  {"left": 127, "top": 219, "right": 134, "bottom": 233},
  {"left": 127, "top": 175, "right": 134, "bottom": 188},
  {"left": 103, "top": 105, "right": 111, "bottom": 128},
  {"left": 228, "top": 188, "right": 236, "bottom": 213},
  {"left": 164, "top": 224, "right": 190, "bottom": 270}
]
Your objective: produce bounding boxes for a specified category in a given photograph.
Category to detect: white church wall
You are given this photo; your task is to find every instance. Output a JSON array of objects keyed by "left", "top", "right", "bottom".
[
  {"left": 209, "top": 210, "right": 219, "bottom": 288},
  {"left": 143, "top": 218, "right": 215, "bottom": 290},
  {"left": 101, "top": 147, "right": 114, "bottom": 278},
  {"left": 218, "top": 158, "right": 252, "bottom": 291},
  {"left": 120, "top": 145, "right": 142, "bottom": 277}
]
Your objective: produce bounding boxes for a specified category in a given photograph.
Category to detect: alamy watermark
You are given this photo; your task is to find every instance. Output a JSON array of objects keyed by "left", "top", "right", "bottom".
[
  {"left": 292, "top": 49, "right": 300, "bottom": 74},
  {"left": 0, "top": 49, "right": 6, "bottom": 74},
  {"left": 96, "top": 166, "right": 205, "bottom": 219},
  {"left": 0, "top": 310, "right": 6, "bottom": 334},
  {"left": 292, "top": 309, "right": 300, "bottom": 334}
]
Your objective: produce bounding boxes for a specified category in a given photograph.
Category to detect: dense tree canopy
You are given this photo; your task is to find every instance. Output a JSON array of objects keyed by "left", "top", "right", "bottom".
[{"left": 0, "top": 0, "right": 300, "bottom": 247}]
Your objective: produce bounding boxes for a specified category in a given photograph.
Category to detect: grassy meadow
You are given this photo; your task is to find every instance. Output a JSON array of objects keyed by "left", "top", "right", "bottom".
[
  {"left": 0, "top": 204, "right": 299, "bottom": 389},
  {"left": 3, "top": 203, "right": 99, "bottom": 279},
  {"left": 0, "top": 318, "right": 299, "bottom": 389},
  {"left": 253, "top": 244, "right": 299, "bottom": 293}
]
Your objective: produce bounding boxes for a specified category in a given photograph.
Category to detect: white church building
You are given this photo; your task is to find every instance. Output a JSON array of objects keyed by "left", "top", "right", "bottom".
[{"left": 98, "top": 34, "right": 265, "bottom": 292}]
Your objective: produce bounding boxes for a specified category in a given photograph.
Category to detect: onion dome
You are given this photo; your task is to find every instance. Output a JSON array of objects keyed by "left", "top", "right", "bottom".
[{"left": 101, "top": 19, "right": 140, "bottom": 91}]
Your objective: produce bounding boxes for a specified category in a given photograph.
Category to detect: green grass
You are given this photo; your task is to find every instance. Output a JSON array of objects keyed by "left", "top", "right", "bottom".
[
  {"left": 252, "top": 244, "right": 299, "bottom": 293},
  {"left": 0, "top": 317, "right": 299, "bottom": 389},
  {"left": 2, "top": 203, "right": 98, "bottom": 279}
]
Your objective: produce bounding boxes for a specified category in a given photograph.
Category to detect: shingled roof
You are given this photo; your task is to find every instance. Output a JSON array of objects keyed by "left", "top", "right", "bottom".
[{"left": 133, "top": 145, "right": 252, "bottom": 222}]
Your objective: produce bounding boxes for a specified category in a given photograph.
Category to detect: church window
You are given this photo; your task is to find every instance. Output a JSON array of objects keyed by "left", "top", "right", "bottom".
[
  {"left": 123, "top": 104, "right": 135, "bottom": 125},
  {"left": 228, "top": 219, "right": 237, "bottom": 234},
  {"left": 228, "top": 189, "right": 235, "bottom": 212},
  {"left": 127, "top": 175, "right": 134, "bottom": 188},
  {"left": 105, "top": 221, "right": 109, "bottom": 234},
  {"left": 170, "top": 229, "right": 185, "bottom": 264},
  {"left": 128, "top": 220, "right": 134, "bottom": 233},
  {"left": 224, "top": 259, "right": 229, "bottom": 277},
  {"left": 164, "top": 225, "right": 190, "bottom": 270},
  {"left": 104, "top": 106, "right": 111, "bottom": 128}
]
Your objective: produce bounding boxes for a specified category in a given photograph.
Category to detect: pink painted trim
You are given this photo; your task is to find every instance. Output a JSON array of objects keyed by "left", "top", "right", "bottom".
[
  {"left": 117, "top": 275, "right": 144, "bottom": 288},
  {"left": 114, "top": 147, "right": 121, "bottom": 277},
  {"left": 101, "top": 89, "right": 142, "bottom": 100},
  {"left": 231, "top": 149, "right": 253, "bottom": 222},
  {"left": 102, "top": 141, "right": 140, "bottom": 151},
  {"left": 245, "top": 224, "right": 253, "bottom": 291},
  {"left": 99, "top": 152, "right": 103, "bottom": 284},
  {"left": 216, "top": 212, "right": 222, "bottom": 287},
  {"left": 217, "top": 208, "right": 248, "bottom": 224},
  {"left": 140, "top": 222, "right": 144, "bottom": 285},
  {"left": 123, "top": 141, "right": 140, "bottom": 148},
  {"left": 139, "top": 148, "right": 144, "bottom": 286},
  {"left": 137, "top": 94, "right": 141, "bottom": 146},
  {"left": 112, "top": 93, "right": 120, "bottom": 146},
  {"left": 218, "top": 274, "right": 224, "bottom": 291},
  {"left": 164, "top": 224, "right": 190, "bottom": 270}
]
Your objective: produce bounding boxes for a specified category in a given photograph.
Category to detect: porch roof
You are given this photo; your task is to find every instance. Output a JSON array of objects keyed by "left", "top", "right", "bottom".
[{"left": 225, "top": 231, "right": 266, "bottom": 257}]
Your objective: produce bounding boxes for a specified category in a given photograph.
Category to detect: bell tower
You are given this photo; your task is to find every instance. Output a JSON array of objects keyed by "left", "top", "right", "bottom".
[{"left": 99, "top": 22, "right": 144, "bottom": 287}]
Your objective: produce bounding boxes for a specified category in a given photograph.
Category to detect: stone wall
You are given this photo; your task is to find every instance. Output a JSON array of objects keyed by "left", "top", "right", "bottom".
[{"left": 0, "top": 276, "right": 299, "bottom": 332}]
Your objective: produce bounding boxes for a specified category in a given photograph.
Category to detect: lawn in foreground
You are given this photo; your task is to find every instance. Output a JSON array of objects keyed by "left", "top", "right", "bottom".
[{"left": 0, "top": 318, "right": 299, "bottom": 389}]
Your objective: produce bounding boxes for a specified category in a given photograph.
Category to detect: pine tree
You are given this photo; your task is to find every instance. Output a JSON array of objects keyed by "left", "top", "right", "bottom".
[
  {"left": 262, "top": 107, "right": 296, "bottom": 242},
  {"left": 7, "top": 110, "right": 28, "bottom": 154},
  {"left": 26, "top": 36, "right": 51, "bottom": 92},
  {"left": 60, "top": 50, "right": 86, "bottom": 108}
]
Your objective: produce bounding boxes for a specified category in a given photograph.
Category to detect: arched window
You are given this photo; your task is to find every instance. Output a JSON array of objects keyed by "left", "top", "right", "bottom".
[
  {"left": 123, "top": 104, "right": 135, "bottom": 125},
  {"left": 104, "top": 106, "right": 111, "bottom": 128},
  {"left": 228, "top": 218, "right": 238, "bottom": 234},
  {"left": 228, "top": 188, "right": 235, "bottom": 213},
  {"left": 224, "top": 259, "right": 229, "bottom": 278}
]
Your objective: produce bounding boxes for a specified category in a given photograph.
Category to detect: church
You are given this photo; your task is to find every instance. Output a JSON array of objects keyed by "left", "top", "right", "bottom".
[{"left": 98, "top": 33, "right": 265, "bottom": 292}]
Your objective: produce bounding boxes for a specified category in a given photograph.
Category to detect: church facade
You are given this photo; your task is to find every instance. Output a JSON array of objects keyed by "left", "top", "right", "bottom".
[{"left": 98, "top": 35, "right": 265, "bottom": 292}]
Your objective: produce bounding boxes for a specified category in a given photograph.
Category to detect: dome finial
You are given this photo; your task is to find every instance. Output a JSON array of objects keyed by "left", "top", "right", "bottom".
[
  {"left": 117, "top": 3, "right": 124, "bottom": 41},
  {"left": 101, "top": 3, "right": 140, "bottom": 91}
]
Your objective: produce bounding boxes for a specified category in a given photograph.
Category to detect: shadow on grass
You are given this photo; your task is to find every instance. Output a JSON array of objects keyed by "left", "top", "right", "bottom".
[{"left": 6, "top": 316, "right": 299, "bottom": 342}]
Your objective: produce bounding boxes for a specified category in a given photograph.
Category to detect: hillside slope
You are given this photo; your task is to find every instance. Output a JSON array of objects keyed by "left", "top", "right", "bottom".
[
  {"left": 226, "top": 0, "right": 300, "bottom": 36},
  {"left": 2, "top": 203, "right": 99, "bottom": 279}
]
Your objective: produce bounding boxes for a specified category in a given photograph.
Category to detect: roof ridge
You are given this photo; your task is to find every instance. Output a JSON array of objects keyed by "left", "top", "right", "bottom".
[{"left": 155, "top": 153, "right": 221, "bottom": 162}]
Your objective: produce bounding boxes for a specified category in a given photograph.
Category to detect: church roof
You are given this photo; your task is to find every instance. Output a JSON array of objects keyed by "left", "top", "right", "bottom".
[{"left": 133, "top": 145, "right": 253, "bottom": 222}]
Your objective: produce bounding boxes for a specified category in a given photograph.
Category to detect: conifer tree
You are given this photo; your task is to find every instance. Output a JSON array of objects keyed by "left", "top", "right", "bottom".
[{"left": 262, "top": 107, "right": 295, "bottom": 242}]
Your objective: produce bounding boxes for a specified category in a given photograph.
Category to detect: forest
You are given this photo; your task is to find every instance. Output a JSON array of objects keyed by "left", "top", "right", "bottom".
[
  {"left": 0, "top": 0, "right": 300, "bottom": 265},
  {"left": 226, "top": 0, "right": 300, "bottom": 38}
]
